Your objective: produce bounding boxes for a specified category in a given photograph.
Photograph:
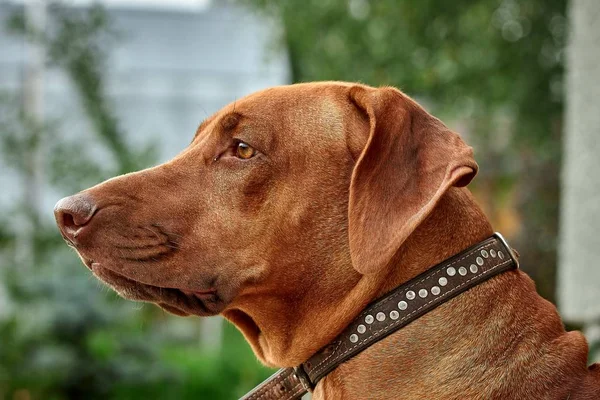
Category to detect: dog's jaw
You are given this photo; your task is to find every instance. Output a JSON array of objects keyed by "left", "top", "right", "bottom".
[{"left": 91, "top": 263, "right": 226, "bottom": 316}]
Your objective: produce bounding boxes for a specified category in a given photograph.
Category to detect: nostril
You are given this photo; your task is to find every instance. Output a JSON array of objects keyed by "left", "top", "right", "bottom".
[
  {"left": 61, "top": 212, "right": 76, "bottom": 229},
  {"left": 54, "top": 194, "right": 98, "bottom": 242},
  {"left": 59, "top": 211, "right": 82, "bottom": 242}
]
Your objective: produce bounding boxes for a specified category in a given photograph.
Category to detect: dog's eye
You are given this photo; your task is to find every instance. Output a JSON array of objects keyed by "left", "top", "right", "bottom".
[{"left": 235, "top": 141, "right": 256, "bottom": 160}]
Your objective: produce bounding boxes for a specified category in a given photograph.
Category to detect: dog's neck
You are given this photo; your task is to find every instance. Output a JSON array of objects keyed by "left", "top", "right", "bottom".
[
  {"left": 315, "top": 269, "right": 591, "bottom": 399},
  {"left": 311, "top": 188, "right": 592, "bottom": 399},
  {"left": 231, "top": 188, "right": 496, "bottom": 363},
  {"left": 230, "top": 188, "right": 592, "bottom": 398}
]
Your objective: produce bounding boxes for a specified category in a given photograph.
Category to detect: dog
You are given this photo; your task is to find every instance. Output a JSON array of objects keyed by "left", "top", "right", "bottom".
[{"left": 54, "top": 82, "right": 600, "bottom": 399}]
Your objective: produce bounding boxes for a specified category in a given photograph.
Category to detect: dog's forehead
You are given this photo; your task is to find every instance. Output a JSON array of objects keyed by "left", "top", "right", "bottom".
[
  {"left": 238, "top": 81, "right": 352, "bottom": 104},
  {"left": 191, "top": 82, "right": 355, "bottom": 151},
  {"left": 229, "top": 83, "right": 350, "bottom": 138}
]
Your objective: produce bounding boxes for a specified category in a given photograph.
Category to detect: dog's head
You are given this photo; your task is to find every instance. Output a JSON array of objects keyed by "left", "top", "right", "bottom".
[{"left": 55, "top": 82, "right": 477, "bottom": 362}]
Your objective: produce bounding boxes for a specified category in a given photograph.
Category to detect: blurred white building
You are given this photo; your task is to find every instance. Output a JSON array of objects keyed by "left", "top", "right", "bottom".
[{"left": 0, "top": 0, "right": 290, "bottom": 213}]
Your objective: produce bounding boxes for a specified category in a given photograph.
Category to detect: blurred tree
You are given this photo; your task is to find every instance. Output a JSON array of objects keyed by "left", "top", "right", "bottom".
[
  {"left": 241, "top": 0, "right": 566, "bottom": 302},
  {"left": 0, "top": 4, "right": 270, "bottom": 399},
  {"left": 0, "top": 5, "right": 168, "bottom": 399},
  {"left": 0, "top": 1, "right": 573, "bottom": 397}
]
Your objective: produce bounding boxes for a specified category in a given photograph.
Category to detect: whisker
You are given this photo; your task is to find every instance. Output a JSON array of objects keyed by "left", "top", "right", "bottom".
[
  {"left": 152, "top": 223, "right": 184, "bottom": 238},
  {"left": 141, "top": 225, "right": 164, "bottom": 241},
  {"left": 116, "top": 244, "right": 161, "bottom": 250},
  {"left": 116, "top": 247, "right": 129, "bottom": 261},
  {"left": 165, "top": 231, "right": 184, "bottom": 238}
]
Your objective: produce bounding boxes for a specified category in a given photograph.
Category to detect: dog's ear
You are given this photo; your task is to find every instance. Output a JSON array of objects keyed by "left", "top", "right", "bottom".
[{"left": 347, "top": 86, "right": 478, "bottom": 275}]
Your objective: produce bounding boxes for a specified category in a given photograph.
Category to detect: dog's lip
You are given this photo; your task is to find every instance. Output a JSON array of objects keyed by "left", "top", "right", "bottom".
[
  {"left": 89, "top": 262, "right": 223, "bottom": 316},
  {"left": 179, "top": 288, "right": 217, "bottom": 297},
  {"left": 90, "top": 263, "right": 216, "bottom": 295},
  {"left": 84, "top": 259, "right": 94, "bottom": 270}
]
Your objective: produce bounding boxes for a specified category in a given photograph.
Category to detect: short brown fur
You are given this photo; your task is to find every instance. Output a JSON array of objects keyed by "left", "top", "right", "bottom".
[{"left": 55, "top": 82, "right": 600, "bottom": 399}]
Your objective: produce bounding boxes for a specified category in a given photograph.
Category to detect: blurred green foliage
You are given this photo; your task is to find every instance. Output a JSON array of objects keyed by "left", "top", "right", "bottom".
[{"left": 0, "top": 4, "right": 270, "bottom": 400}]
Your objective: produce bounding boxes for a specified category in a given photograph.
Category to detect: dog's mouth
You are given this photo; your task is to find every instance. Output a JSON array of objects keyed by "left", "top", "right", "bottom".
[{"left": 89, "top": 262, "right": 224, "bottom": 317}]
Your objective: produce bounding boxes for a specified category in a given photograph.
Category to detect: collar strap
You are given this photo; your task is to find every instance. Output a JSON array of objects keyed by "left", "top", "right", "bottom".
[{"left": 240, "top": 233, "right": 519, "bottom": 400}]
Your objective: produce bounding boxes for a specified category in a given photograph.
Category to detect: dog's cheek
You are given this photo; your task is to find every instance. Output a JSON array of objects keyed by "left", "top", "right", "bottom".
[{"left": 237, "top": 163, "right": 275, "bottom": 215}]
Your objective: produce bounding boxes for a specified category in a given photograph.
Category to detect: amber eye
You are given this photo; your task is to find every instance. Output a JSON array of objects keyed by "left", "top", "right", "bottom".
[{"left": 235, "top": 141, "right": 256, "bottom": 160}]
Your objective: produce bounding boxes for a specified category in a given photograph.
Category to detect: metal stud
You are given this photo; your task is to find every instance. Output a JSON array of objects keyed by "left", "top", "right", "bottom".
[
  {"left": 490, "top": 249, "right": 497, "bottom": 258},
  {"left": 390, "top": 310, "right": 399, "bottom": 320},
  {"left": 431, "top": 286, "right": 441, "bottom": 295},
  {"left": 481, "top": 250, "right": 489, "bottom": 258},
  {"left": 470, "top": 264, "right": 478, "bottom": 273},
  {"left": 406, "top": 290, "right": 416, "bottom": 300},
  {"left": 447, "top": 267, "right": 456, "bottom": 276},
  {"left": 376, "top": 312, "right": 386, "bottom": 322},
  {"left": 350, "top": 334, "right": 359, "bottom": 343},
  {"left": 438, "top": 277, "right": 448, "bottom": 286},
  {"left": 419, "top": 289, "right": 428, "bottom": 298},
  {"left": 476, "top": 257, "right": 484, "bottom": 266},
  {"left": 365, "top": 315, "right": 374, "bottom": 324},
  {"left": 458, "top": 267, "right": 467, "bottom": 276},
  {"left": 357, "top": 324, "right": 366, "bottom": 334},
  {"left": 498, "top": 251, "right": 504, "bottom": 259},
  {"left": 398, "top": 301, "right": 408, "bottom": 310}
]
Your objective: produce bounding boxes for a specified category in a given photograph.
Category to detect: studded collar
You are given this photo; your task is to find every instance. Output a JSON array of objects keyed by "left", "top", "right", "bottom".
[{"left": 240, "top": 233, "right": 519, "bottom": 400}]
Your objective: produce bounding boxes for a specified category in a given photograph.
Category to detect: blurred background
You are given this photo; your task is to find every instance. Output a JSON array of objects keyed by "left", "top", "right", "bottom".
[{"left": 0, "top": 0, "right": 598, "bottom": 399}]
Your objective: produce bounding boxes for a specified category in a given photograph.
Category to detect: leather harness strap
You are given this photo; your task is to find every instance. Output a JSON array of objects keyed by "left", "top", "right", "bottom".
[{"left": 240, "top": 233, "right": 519, "bottom": 400}]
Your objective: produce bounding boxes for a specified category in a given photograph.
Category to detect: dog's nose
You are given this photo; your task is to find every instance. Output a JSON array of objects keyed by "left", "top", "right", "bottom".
[{"left": 54, "top": 194, "right": 97, "bottom": 244}]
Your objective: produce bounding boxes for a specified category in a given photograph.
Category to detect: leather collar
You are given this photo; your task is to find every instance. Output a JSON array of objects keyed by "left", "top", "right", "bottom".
[{"left": 240, "top": 233, "right": 519, "bottom": 400}]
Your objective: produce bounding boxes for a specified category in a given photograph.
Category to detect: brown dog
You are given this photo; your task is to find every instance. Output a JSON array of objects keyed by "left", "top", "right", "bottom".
[{"left": 54, "top": 82, "right": 600, "bottom": 399}]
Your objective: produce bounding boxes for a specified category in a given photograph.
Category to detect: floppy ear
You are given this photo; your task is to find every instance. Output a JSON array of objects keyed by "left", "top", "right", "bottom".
[{"left": 348, "top": 86, "right": 478, "bottom": 274}]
